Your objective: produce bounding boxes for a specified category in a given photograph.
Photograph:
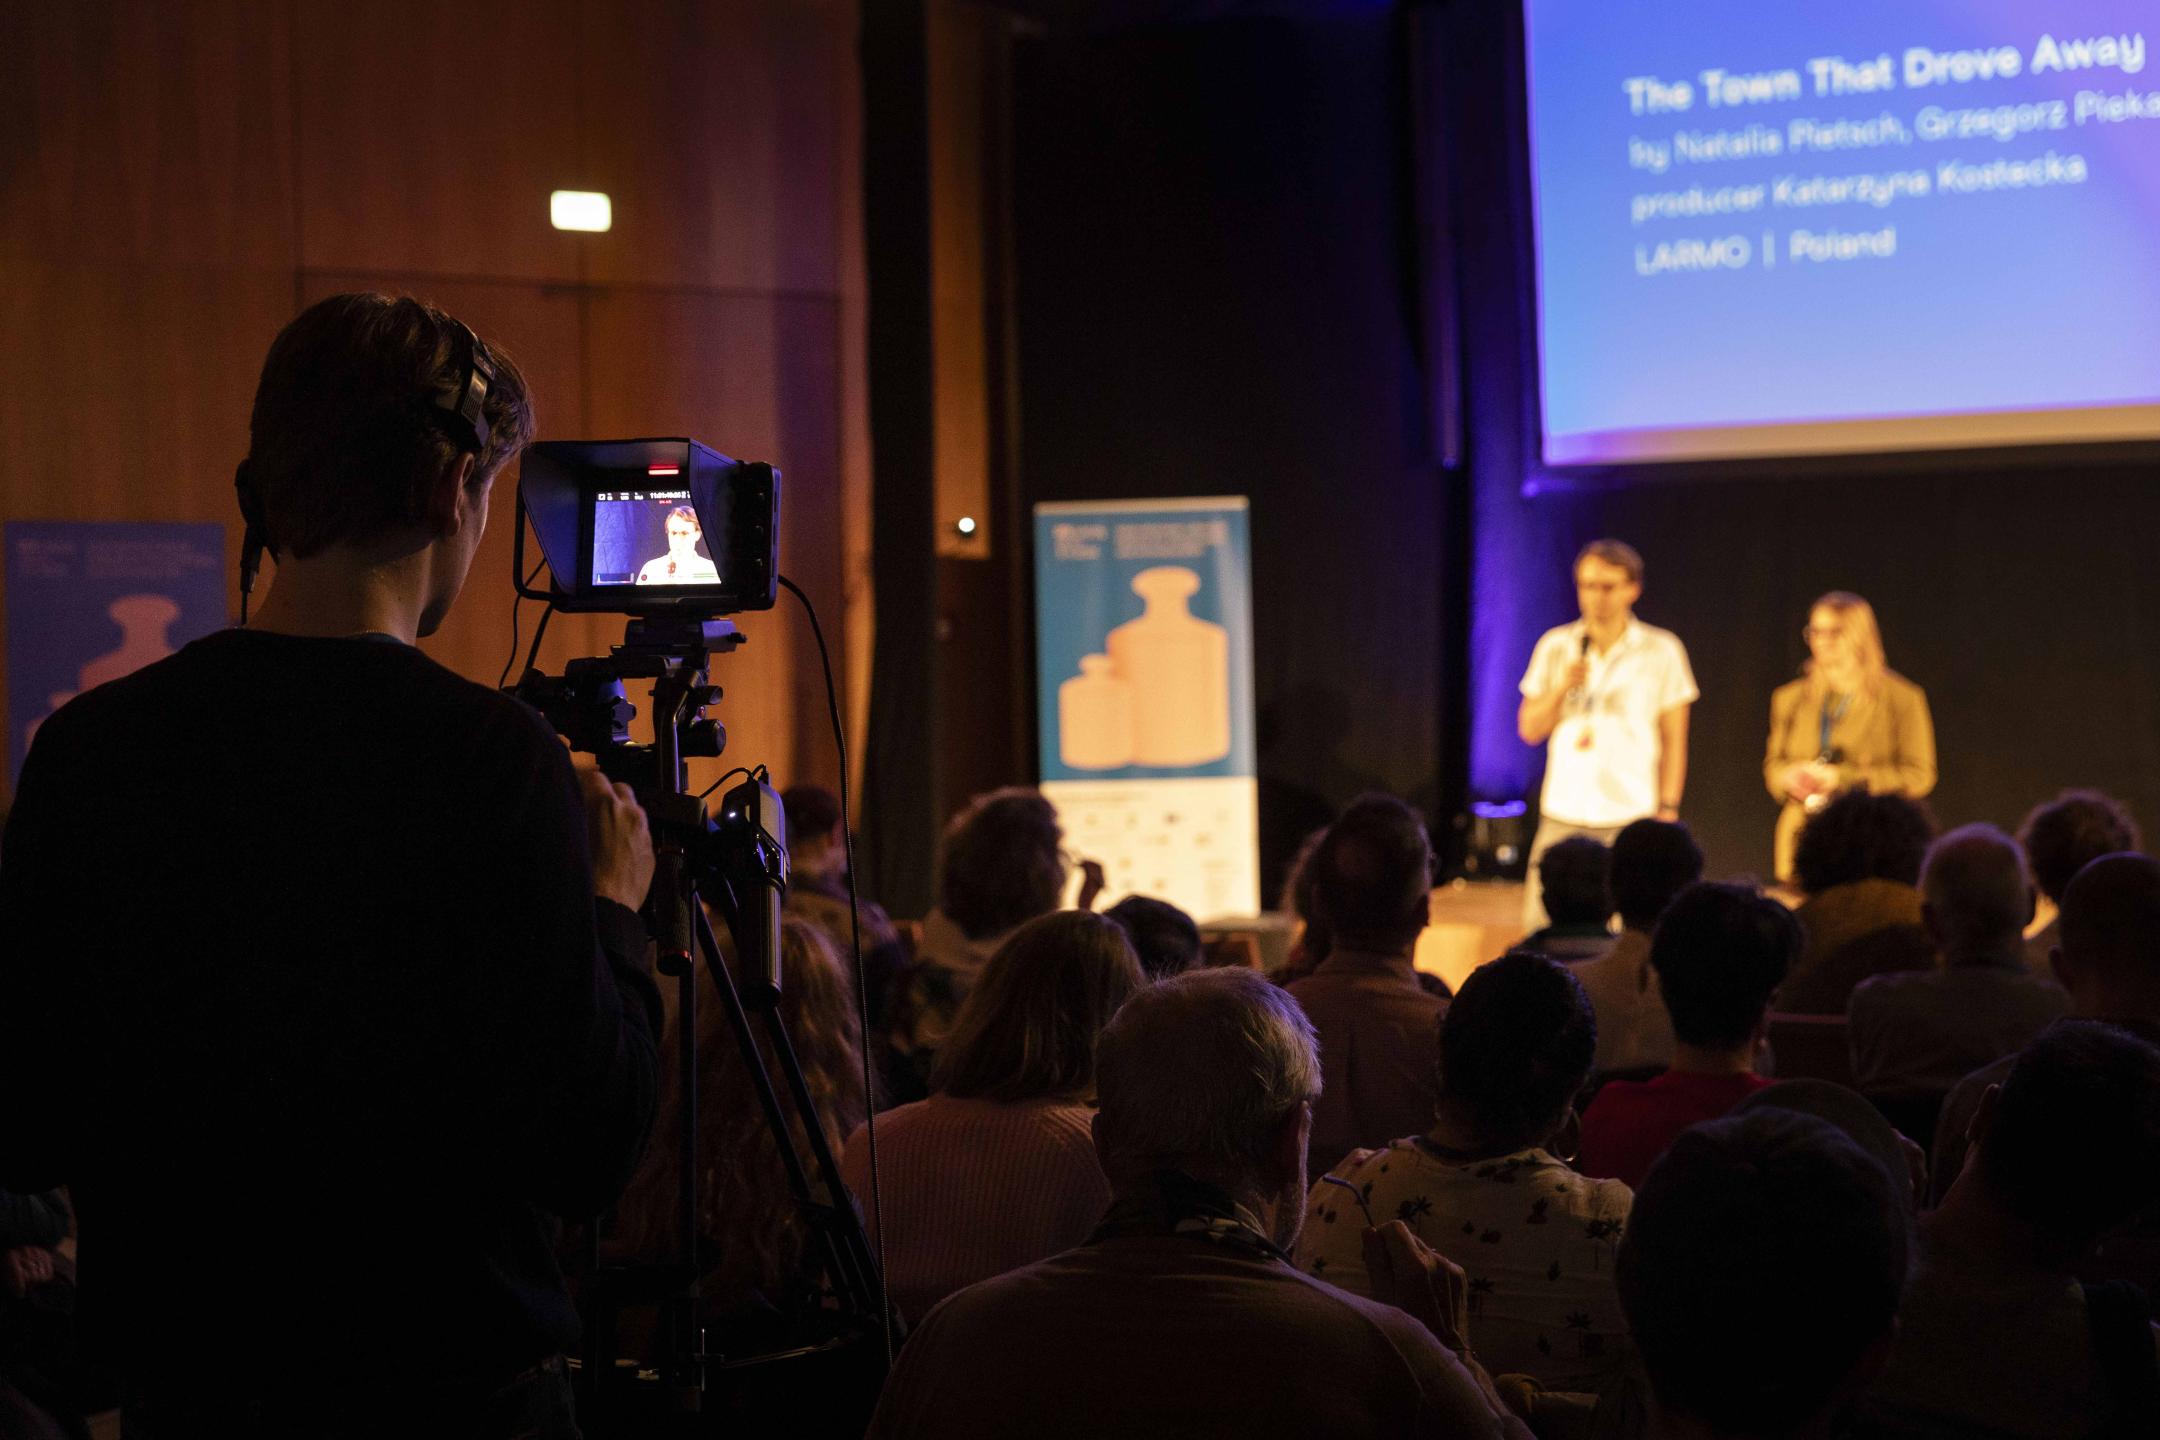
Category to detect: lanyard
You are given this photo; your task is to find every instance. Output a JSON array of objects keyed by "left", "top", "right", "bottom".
[{"left": 1819, "top": 693, "right": 1852, "bottom": 757}]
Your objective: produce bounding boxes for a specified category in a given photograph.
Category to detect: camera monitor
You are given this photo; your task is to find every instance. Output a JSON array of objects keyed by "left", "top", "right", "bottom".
[{"left": 516, "top": 438, "right": 778, "bottom": 614}]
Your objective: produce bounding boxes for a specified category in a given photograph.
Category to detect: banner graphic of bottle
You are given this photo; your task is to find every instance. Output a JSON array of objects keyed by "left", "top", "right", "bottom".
[{"left": 1060, "top": 566, "right": 1231, "bottom": 769}]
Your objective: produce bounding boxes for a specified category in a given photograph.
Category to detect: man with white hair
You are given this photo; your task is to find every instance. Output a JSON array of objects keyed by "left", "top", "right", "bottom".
[
  {"left": 1848, "top": 824, "right": 2068, "bottom": 1099},
  {"left": 867, "top": 968, "right": 1529, "bottom": 1439}
]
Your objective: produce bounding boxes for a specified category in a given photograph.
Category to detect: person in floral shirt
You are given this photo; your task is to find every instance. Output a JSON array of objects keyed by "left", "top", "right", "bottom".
[{"left": 1293, "top": 951, "right": 1632, "bottom": 1392}]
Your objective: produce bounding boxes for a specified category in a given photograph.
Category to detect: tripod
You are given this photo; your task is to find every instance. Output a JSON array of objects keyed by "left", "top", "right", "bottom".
[{"left": 516, "top": 617, "right": 886, "bottom": 1432}]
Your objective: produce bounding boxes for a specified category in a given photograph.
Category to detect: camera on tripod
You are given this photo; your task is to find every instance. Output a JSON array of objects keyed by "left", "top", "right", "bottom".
[{"left": 507, "top": 437, "right": 888, "bottom": 1425}]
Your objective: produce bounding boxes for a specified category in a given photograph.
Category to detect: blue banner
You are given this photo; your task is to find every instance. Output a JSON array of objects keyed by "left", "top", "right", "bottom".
[
  {"left": 1035, "top": 499, "right": 1256, "bottom": 782},
  {"left": 1035, "top": 499, "right": 1260, "bottom": 919},
  {"left": 8, "top": 522, "right": 229, "bottom": 784}
]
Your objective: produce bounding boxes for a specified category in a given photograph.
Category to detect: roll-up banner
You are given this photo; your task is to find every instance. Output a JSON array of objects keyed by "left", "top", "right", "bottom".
[{"left": 1034, "top": 498, "right": 1259, "bottom": 921}]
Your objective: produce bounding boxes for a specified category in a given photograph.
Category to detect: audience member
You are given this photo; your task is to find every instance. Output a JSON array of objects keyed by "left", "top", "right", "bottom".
[
  {"left": 609, "top": 919, "right": 865, "bottom": 1348},
  {"left": 1777, "top": 791, "right": 1937, "bottom": 1014},
  {"left": 888, "top": 787, "right": 1067, "bottom": 1101},
  {"left": 1285, "top": 794, "right": 1449, "bottom": 1174},
  {"left": 1733, "top": 1080, "right": 1927, "bottom": 1210},
  {"left": 866, "top": 968, "right": 1531, "bottom": 1439},
  {"left": 1522, "top": 836, "right": 1615, "bottom": 963},
  {"left": 1861, "top": 1022, "right": 2160, "bottom": 1438},
  {"left": 1848, "top": 825, "right": 2068, "bottom": 1104},
  {"left": 1619, "top": 1110, "right": 1908, "bottom": 1440},
  {"left": 1104, "top": 894, "right": 1204, "bottom": 980},
  {"left": 842, "top": 911, "right": 1142, "bottom": 1324},
  {"left": 1579, "top": 884, "right": 1797, "bottom": 1188},
  {"left": 2019, "top": 789, "right": 2140, "bottom": 982},
  {"left": 781, "top": 783, "right": 909, "bottom": 1031},
  {"left": 0, "top": 293, "right": 659, "bottom": 1434},
  {"left": 1571, "top": 819, "right": 1703, "bottom": 1073},
  {"left": 1293, "top": 952, "right": 1631, "bottom": 1392},
  {"left": 1933, "top": 852, "right": 2160, "bottom": 1199},
  {"left": 1268, "top": 825, "right": 1332, "bottom": 986}
]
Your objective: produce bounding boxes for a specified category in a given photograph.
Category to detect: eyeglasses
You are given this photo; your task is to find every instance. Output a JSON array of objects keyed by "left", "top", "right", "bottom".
[{"left": 1802, "top": 625, "right": 1845, "bottom": 642}]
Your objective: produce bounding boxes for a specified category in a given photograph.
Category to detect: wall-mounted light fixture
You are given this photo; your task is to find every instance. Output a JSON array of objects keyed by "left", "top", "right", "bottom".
[{"left": 550, "top": 191, "right": 613, "bottom": 233}]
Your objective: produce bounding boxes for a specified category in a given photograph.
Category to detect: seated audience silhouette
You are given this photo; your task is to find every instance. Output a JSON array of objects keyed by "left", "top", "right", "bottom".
[
  {"left": 1848, "top": 825, "right": 2068, "bottom": 1114},
  {"left": 1579, "top": 883, "right": 1797, "bottom": 1188},
  {"left": 1934, "top": 852, "right": 2160, "bottom": 1202},
  {"left": 1103, "top": 893, "right": 1204, "bottom": 980},
  {"left": 1266, "top": 825, "right": 1331, "bottom": 986},
  {"left": 1734, "top": 1078, "right": 1927, "bottom": 1211},
  {"left": 1522, "top": 836, "right": 1615, "bottom": 963},
  {"left": 607, "top": 919, "right": 865, "bottom": 1350},
  {"left": 2018, "top": 788, "right": 2140, "bottom": 982},
  {"left": 1284, "top": 794, "right": 1449, "bottom": 1175},
  {"left": 888, "top": 787, "right": 1068, "bottom": 1101},
  {"left": 1293, "top": 952, "right": 1632, "bottom": 1392},
  {"left": 866, "top": 967, "right": 1531, "bottom": 1439},
  {"left": 842, "top": 911, "right": 1141, "bottom": 1325},
  {"left": 1861, "top": 1021, "right": 2160, "bottom": 1439},
  {"left": 1619, "top": 1109, "right": 1909, "bottom": 1440},
  {"left": 781, "top": 783, "right": 908, "bottom": 1033},
  {"left": 1777, "top": 791, "right": 1937, "bottom": 1014},
  {"left": 1572, "top": 819, "right": 1703, "bottom": 1074}
]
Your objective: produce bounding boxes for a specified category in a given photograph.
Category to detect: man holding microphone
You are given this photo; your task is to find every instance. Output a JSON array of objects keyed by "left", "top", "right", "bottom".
[{"left": 1517, "top": 540, "right": 1698, "bottom": 929}]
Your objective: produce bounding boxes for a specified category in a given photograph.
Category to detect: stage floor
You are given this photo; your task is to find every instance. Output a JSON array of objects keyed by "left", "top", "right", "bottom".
[{"left": 1416, "top": 880, "right": 1533, "bottom": 994}]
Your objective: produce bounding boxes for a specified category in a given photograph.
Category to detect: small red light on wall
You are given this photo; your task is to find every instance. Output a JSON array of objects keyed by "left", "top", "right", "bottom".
[{"left": 648, "top": 465, "right": 681, "bottom": 477}]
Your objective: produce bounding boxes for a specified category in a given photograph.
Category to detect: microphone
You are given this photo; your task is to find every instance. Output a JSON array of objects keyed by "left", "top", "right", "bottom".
[
  {"left": 1567, "top": 632, "right": 1591, "bottom": 703},
  {"left": 717, "top": 774, "right": 789, "bottom": 1007}
]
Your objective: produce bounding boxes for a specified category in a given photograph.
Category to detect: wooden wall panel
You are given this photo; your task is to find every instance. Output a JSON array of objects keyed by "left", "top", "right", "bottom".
[
  {"left": 583, "top": 288, "right": 845, "bottom": 790},
  {"left": 575, "top": 0, "right": 849, "bottom": 293},
  {"left": 0, "top": 262, "right": 290, "bottom": 778},
  {"left": 293, "top": 0, "right": 585, "bottom": 281},
  {"left": 0, "top": 0, "right": 295, "bottom": 268},
  {"left": 1, "top": 0, "right": 867, "bottom": 813},
  {"left": 929, "top": 0, "right": 989, "bottom": 558}
]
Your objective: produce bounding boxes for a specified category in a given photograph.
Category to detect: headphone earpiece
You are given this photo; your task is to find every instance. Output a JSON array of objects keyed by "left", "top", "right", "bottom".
[
  {"left": 428, "top": 321, "right": 497, "bottom": 458},
  {"left": 233, "top": 458, "right": 274, "bottom": 623}
]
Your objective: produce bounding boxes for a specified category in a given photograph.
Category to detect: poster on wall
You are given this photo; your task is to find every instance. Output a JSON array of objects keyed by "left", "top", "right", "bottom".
[
  {"left": 1034, "top": 497, "right": 1259, "bottom": 921},
  {"left": 7, "top": 522, "right": 229, "bottom": 785}
]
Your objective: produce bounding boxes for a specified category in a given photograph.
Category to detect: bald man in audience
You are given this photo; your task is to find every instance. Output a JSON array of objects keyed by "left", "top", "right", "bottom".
[
  {"left": 1847, "top": 824, "right": 2068, "bottom": 1099},
  {"left": 1934, "top": 852, "right": 2160, "bottom": 1198},
  {"left": 867, "top": 969, "right": 1530, "bottom": 1440}
]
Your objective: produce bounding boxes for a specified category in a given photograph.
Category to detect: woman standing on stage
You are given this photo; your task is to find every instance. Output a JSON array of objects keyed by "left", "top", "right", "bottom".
[{"left": 1765, "top": 592, "right": 1937, "bottom": 883}]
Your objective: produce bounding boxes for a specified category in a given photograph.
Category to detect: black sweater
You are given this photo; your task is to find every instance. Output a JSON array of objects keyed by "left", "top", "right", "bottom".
[{"left": 0, "top": 629, "right": 660, "bottom": 1396}]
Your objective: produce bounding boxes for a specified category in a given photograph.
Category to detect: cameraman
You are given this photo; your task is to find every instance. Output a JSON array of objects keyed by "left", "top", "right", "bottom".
[{"left": 0, "top": 294, "right": 661, "bottom": 1437}]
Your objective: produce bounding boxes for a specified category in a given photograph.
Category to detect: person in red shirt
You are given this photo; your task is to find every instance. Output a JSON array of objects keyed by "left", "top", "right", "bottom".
[{"left": 1579, "top": 883, "right": 1800, "bottom": 1188}]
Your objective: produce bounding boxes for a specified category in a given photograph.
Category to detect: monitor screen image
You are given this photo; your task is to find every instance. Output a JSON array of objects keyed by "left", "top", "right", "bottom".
[{"left": 589, "top": 489, "right": 722, "bottom": 587}]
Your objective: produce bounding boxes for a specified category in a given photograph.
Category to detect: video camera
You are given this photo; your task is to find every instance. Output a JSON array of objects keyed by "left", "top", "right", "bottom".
[
  {"left": 514, "top": 437, "right": 778, "bottom": 615},
  {"left": 508, "top": 435, "right": 787, "bottom": 984}
]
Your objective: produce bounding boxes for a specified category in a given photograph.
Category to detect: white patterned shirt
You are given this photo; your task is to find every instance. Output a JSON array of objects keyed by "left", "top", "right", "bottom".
[{"left": 1293, "top": 1138, "right": 1634, "bottom": 1392}]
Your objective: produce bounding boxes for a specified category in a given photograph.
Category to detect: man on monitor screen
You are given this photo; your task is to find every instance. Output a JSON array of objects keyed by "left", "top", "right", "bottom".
[
  {"left": 636, "top": 504, "right": 721, "bottom": 585},
  {"left": 1516, "top": 539, "right": 1697, "bottom": 929}
]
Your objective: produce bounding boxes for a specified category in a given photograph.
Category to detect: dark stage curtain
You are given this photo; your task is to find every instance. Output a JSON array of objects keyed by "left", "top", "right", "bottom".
[{"left": 1009, "top": 8, "right": 1460, "bottom": 900}]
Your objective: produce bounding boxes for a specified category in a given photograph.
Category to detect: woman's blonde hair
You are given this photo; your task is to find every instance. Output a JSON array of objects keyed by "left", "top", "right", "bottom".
[
  {"left": 931, "top": 910, "right": 1145, "bottom": 1103},
  {"left": 1805, "top": 591, "right": 1886, "bottom": 695}
]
